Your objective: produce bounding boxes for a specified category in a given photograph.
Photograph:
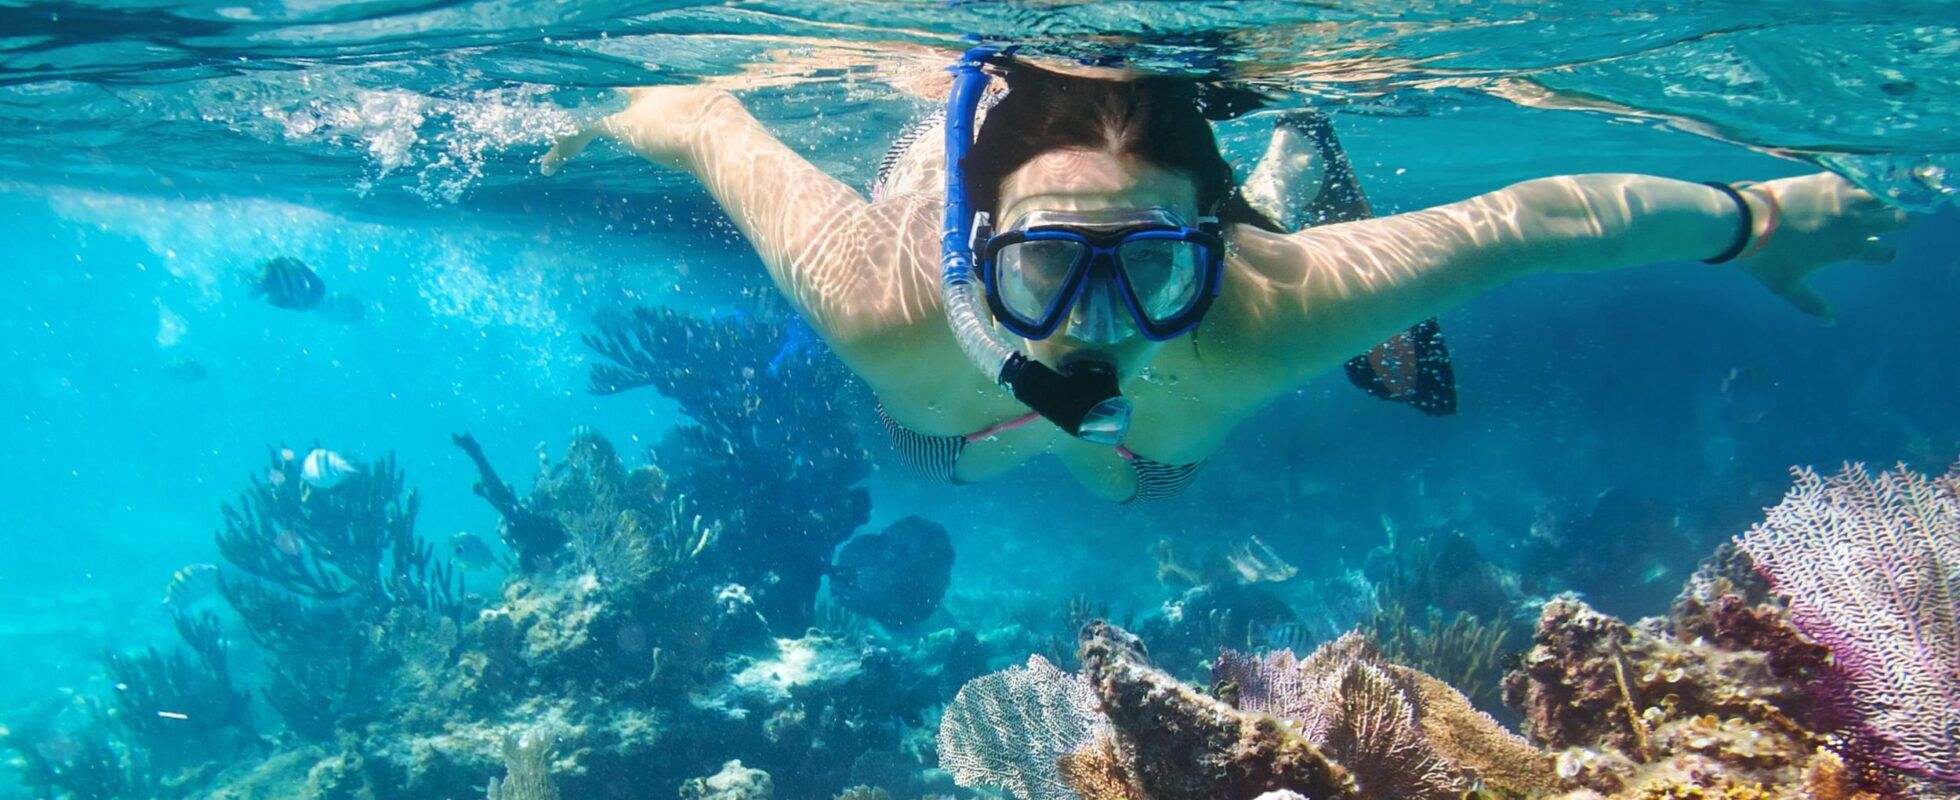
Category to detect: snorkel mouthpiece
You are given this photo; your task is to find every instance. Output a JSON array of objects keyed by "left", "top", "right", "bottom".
[
  {"left": 939, "top": 43, "right": 1135, "bottom": 445},
  {"left": 999, "top": 355, "right": 1132, "bottom": 445}
]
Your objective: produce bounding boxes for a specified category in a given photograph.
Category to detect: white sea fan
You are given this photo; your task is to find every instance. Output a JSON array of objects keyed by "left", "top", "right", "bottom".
[{"left": 936, "top": 654, "right": 1107, "bottom": 800}]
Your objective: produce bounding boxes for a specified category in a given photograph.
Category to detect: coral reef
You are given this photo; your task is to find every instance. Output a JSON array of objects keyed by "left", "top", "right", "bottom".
[
  {"left": 1733, "top": 461, "right": 1960, "bottom": 789},
  {"left": 485, "top": 732, "right": 560, "bottom": 800},
  {"left": 1, "top": 699, "right": 145, "bottom": 800},
  {"left": 454, "top": 432, "right": 568, "bottom": 570},
  {"left": 680, "top": 760, "right": 774, "bottom": 800},
  {"left": 1364, "top": 602, "right": 1512, "bottom": 712},
  {"left": 6, "top": 308, "right": 961, "bottom": 800},
  {"left": 941, "top": 621, "right": 1548, "bottom": 800},
  {"left": 1501, "top": 589, "right": 1878, "bottom": 800},
  {"left": 102, "top": 610, "right": 252, "bottom": 749},
  {"left": 1215, "top": 632, "right": 1553, "bottom": 799},
  {"left": 585, "top": 306, "right": 870, "bottom": 629},
  {"left": 1353, "top": 526, "right": 1524, "bottom": 713},
  {"left": 1364, "top": 528, "right": 1517, "bottom": 621},
  {"left": 1079, "top": 622, "right": 1356, "bottom": 800}
]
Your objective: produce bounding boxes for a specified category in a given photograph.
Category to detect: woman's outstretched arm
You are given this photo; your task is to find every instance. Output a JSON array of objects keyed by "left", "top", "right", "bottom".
[
  {"left": 1216, "top": 172, "right": 1911, "bottom": 391},
  {"left": 542, "top": 87, "right": 941, "bottom": 358}
]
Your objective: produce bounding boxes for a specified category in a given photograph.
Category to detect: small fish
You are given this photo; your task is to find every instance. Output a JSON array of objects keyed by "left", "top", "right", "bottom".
[
  {"left": 253, "top": 257, "right": 326, "bottom": 311},
  {"left": 163, "top": 564, "right": 219, "bottom": 607},
  {"left": 300, "top": 448, "right": 357, "bottom": 489},
  {"left": 273, "top": 529, "right": 303, "bottom": 556},
  {"left": 1640, "top": 562, "right": 1673, "bottom": 585},
  {"left": 161, "top": 356, "right": 206, "bottom": 382},
  {"left": 448, "top": 532, "right": 498, "bottom": 572}
]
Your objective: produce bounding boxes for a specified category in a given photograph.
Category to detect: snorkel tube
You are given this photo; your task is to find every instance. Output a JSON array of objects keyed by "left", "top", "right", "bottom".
[{"left": 942, "top": 46, "right": 1132, "bottom": 445}]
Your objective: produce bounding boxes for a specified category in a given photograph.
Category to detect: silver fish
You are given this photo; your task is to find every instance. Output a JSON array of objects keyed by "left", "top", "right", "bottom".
[
  {"left": 448, "top": 532, "right": 498, "bottom": 572},
  {"left": 163, "top": 564, "right": 219, "bottom": 607},
  {"left": 301, "top": 448, "right": 356, "bottom": 489}
]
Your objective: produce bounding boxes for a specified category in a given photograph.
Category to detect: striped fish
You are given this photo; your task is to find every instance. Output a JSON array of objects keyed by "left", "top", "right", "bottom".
[
  {"left": 162, "top": 564, "right": 219, "bottom": 607},
  {"left": 254, "top": 257, "right": 326, "bottom": 311}
]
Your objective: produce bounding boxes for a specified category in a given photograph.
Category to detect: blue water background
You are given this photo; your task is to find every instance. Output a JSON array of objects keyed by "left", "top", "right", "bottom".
[{"left": 0, "top": 1, "right": 1957, "bottom": 794}]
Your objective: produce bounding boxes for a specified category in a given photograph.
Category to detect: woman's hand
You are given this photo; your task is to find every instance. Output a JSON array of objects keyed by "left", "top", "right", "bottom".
[
  {"left": 1733, "top": 172, "right": 1912, "bottom": 322},
  {"left": 540, "top": 86, "right": 734, "bottom": 175}
]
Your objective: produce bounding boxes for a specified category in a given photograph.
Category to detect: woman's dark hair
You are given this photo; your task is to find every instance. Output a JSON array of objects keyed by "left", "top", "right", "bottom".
[{"left": 963, "top": 58, "right": 1281, "bottom": 232}]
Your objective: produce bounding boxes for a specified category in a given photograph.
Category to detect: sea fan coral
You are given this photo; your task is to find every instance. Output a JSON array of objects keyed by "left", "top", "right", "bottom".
[
  {"left": 1217, "top": 632, "right": 1553, "bottom": 798},
  {"left": 939, "top": 623, "right": 1545, "bottom": 800},
  {"left": 936, "top": 655, "right": 1105, "bottom": 800},
  {"left": 1734, "top": 461, "right": 1960, "bottom": 786}
]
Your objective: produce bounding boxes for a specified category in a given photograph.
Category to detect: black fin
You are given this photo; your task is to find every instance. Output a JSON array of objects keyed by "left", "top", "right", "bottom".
[{"left": 1265, "top": 109, "right": 1460, "bottom": 416}]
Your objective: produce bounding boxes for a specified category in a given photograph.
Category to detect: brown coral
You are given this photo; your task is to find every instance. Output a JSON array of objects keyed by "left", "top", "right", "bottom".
[
  {"left": 1219, "top": 632, "right": 1552, "bottom": 798},
  {"left": 1509, "top": 580, "right": 1902, "bottom": 800},
  {"left": 1078, "top": 622, "right": 1356, "bottom": 800},
  {"left": 1056, "top": 731, "right": 1147, "bottom": 800},
  {"left": 1502, "top": 597, "right": 1644, "bottom": 754}
]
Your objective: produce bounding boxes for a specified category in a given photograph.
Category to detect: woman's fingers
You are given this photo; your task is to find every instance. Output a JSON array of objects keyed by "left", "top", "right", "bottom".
[
  {"left": 540, "top": 128, "right": 600, "bottom": 176},
  {"left": 1775, "top": 280, "right": 1836, "bottom": 323}
]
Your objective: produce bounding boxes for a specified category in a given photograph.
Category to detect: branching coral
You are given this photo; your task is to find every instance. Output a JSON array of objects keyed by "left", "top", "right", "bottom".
[
  {"left": 1733, "top": 461, "right": 1960, "bottom": 788},
  {"left": 454, "top": 432, "right": 568, "bottom": 569},
  {"left": 103, "top": 610, "right": 252, "bottom": 744},
  {"left": 585, "top": 307, "right": 869, "bottom": 627},
  {"left": 217, "top": 449, "right": 461, "bottom": 620},
  {"left": 2, "top": 701, "right": 144, "bottom": 800},
  {"left": 485, "top": 731, "right": 560, "bottom": 800},
  {"left": 204, "top": 449, "right": 464, "bottom": 744},
  {"left": 1365, "top": 602, "right": 1511, "bottom": 711}
]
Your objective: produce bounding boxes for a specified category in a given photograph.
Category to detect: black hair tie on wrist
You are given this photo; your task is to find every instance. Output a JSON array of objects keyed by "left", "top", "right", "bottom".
[{"left": 1702, "top": 181, "right": 1753, "bottom": 264}]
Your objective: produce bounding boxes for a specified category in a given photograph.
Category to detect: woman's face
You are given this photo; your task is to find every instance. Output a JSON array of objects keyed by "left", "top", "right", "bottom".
[{"left": 995, "top": 148, "right": 1201, "bottom": 381}]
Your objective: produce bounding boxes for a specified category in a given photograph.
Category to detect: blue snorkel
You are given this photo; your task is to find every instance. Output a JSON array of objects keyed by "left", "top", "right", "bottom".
[{"left": 942, "top": 45, "right": 1133, "bottom": 445}]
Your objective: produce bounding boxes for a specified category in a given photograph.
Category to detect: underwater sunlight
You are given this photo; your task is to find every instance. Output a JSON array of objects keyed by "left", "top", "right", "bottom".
[{"left": 1, "top": 1, "right": 1957, "bottom": 799}]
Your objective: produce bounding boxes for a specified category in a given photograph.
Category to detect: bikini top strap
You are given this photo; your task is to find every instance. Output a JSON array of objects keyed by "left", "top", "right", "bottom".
[{"left": 963, "top": 412, "right": 1042, "bottom": 443}]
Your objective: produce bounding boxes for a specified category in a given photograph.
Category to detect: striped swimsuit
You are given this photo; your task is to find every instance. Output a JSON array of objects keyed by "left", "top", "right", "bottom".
[{"left": 874, "top": 405, "right": 1205, "bottom": 503}]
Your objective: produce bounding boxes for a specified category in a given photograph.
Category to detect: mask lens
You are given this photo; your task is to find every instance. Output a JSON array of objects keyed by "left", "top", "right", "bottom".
[
  {"left": 1117, "top": 239, "right": 1204, "bottom": 323},
  {"left": 996, "top": 239, "right": 1086, "bottom": 326}
]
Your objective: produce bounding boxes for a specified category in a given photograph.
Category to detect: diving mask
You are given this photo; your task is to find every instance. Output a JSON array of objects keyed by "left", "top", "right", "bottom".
[{"left": 977, "top": 207, "right": 1224, "bottom": 343}]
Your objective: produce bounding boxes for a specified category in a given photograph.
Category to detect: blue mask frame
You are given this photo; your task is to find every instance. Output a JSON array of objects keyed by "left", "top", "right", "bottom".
[{"left": 976, "top": 216, "right": 1225, "bottom": 341}]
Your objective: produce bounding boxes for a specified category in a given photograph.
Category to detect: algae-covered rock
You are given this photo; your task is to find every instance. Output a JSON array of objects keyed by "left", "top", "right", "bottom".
[{"left": 680, "top": 759, "right": 774, "bottom": 800}]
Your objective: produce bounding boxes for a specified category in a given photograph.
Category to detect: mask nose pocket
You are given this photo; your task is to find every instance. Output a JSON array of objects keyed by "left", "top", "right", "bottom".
[{"left": 1067, "top": 267, "right": 1131, "bottom": 345}]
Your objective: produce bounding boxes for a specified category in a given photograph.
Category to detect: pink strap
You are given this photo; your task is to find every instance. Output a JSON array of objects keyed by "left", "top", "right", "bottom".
[
  {"left": 964, "top": 412, "right": 1041, "bottom": 443},
  {"left": 1114, "top": 445, "right": 1137, "bottom": 462}
]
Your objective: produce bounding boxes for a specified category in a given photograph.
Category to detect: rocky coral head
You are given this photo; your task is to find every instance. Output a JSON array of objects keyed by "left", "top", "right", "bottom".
[{"left": 1076, "top": 622, "right": 1357, "bottom": 800}]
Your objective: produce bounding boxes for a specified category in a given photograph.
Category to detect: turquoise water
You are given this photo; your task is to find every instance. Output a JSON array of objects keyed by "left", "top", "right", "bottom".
[{"left": 1, "top": 2, "right": 1957, "bottom": 799}]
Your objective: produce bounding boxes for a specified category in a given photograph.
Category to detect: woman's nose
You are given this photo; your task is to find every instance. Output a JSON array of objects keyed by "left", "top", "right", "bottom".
[{"left": 1066, "top": 274, "right": 1134, "bottom": 345}]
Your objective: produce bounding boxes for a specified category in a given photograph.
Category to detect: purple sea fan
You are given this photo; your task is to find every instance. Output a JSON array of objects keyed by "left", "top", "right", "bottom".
[{"left": 1734, "top": 460, "right": 1960, "bottom": 786}]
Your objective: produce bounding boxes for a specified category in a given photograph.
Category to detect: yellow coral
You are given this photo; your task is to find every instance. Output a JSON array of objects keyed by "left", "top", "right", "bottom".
[
  {"left": 1799, "top": 748, "right": 1878, "bottom": 800},
  {"left": 1058, "top": 732, "right": 1147, "bottom": 800},
  {"left": 1630, "top": 778, "right": 1775, "bottom": 800}
]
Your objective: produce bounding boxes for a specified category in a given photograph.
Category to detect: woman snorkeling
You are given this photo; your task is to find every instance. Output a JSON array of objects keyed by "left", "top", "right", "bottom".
[{"left": 543, "top": 49, "right": 1911, "bottom": 503}]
